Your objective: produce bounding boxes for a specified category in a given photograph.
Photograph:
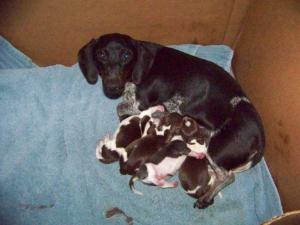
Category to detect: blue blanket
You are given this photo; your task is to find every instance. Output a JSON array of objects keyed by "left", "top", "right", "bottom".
[{"left": 0, "top": 36, "right": 282, "bottom": 225}]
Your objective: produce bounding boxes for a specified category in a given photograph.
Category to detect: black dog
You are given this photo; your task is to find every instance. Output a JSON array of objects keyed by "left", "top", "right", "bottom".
[{"left": 78, "top": 33, "right": 265, "bottom": 208}]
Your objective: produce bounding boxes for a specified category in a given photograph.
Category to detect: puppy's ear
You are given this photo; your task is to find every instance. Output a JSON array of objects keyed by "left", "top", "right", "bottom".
[
  {"left": 78, "top": 39, "right": 99, "bottom": 84},
  {"left": 131, "top": 41, "right": 159, "bottom": 84},
  {"left": 181, "top": 117, "right": 198, "bottom": 137}
]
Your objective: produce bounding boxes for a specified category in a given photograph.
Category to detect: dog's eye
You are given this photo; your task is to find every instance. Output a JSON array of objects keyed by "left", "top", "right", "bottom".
[
  {"left": 96, "top": 50, "right": 107, "bottom": 61},
  {"left": 120, "top": 50, "right": 132, "bottom": 63}
]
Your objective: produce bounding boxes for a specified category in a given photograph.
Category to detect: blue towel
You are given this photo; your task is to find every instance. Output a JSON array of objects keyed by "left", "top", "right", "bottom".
[
  {"left": 0, "top": 37, "right": 282, "bottom": 225},
  {"left": 0, "top": 36, "right": 36, "bottom": 69}
]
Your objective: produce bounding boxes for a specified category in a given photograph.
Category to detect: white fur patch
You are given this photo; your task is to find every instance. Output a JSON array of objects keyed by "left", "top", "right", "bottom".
[
  {"left": 142, "top": 164, "right": 157, "bottom": 185},
  {"left": 186, "top": 185, "right": 201, "bottom": 195},
  {"left": 155, "top": 125, "right": 171, "bottom": 136},
  {"left": 142, "top": 156, "right": 186, "bottom": 185},
  {"left": 139, "top": 105, "right": 164, "bottom": 118},
  {"left": 208, "top": 173, "right": 216, "bottom": 186},
  {"left": 230, "top": 96, "right": 250, "bottom": 108},
  {"left": 187, "top": 139, "right": 207, "bottom": 154},
  {"left": 96, "top": 139, "right": 105, "bottom": 160},
  {"left": 233, "top": 161, "right": 253, "bottom": 173},
  {"left": 131, "top": 177, "right": 144, "bottom": 196},
  {"left": 102, "top": 135, "right": 128, "bottom": 161},
  {"left": 170, "top": 135, "right": 184, "bottom": 141},
  {"left": 185, "top": 121, "right": 192, "bottom": 127}
]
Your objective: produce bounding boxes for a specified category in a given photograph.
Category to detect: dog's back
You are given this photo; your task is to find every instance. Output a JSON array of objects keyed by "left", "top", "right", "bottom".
[{"left": 208, "top": 101, "right": 265, "bottom": 171}]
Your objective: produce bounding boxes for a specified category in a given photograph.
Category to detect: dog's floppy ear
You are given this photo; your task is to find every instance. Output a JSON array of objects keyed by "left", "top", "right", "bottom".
[
  {"left": 78, "top": 39, "right": 99, "bottom": 84},
  {"left": 131, "top": 41, "right": 159, "bottom": 84}
]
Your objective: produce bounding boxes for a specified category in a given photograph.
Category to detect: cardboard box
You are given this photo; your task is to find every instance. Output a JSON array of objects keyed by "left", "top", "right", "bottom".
[{"left": 1, "top": 0, "right": 299, "bottom": 212}]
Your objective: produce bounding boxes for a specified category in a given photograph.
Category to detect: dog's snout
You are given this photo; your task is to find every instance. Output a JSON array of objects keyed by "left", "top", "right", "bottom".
[
  {"left": 103, "top": 82, "right": 124, "bottom": 99},
  {"left": 107, "top": 86, "right": 122, "bottom": 92}
]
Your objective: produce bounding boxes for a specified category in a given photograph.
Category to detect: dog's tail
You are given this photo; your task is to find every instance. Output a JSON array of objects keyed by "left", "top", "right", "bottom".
[{"left": 129, "top": 175, "right": 143, "bottom": 196}]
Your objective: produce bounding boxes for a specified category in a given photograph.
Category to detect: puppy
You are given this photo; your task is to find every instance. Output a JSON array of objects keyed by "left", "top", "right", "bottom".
[
  {"left": 129, "top": 140, "right": 191, "bottom": 195},
  {"left": 96, "top": 105, "right": 164, "bottom": 164},
  {"left": 179, "top": 157, "right": 213, "bottom": 208},
  {"left": 119, "top": 135, "right": 168, "bottom": 175}
]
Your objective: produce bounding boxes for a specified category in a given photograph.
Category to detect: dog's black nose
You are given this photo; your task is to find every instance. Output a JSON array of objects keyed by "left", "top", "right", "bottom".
[
  {"left": 107, "top": 86, "right": 122, "bottom": 92},
  {"left": 104, "top": 86, "right": 124, "bottom": 99}
]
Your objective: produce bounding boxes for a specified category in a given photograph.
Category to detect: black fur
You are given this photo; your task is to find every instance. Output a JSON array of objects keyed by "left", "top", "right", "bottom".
[{"left": 78, "top": 33, "right": 265, "bottom": 202}]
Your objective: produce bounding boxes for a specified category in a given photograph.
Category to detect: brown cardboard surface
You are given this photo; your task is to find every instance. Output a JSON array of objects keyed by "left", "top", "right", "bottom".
[
  {"left": 234, "top": 0, "right": 300, "bottom": 211},
  {"left": 0, "top": 0, "right": 243, "bottom": 66},
  {"left": 223, "top": 0, "right": 250, "bottom": 47}
]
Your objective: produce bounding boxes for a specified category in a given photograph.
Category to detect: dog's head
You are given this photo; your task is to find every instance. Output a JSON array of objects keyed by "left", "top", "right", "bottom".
[{"left": 78, "top": 33, "right": 160, "bottom": 99}]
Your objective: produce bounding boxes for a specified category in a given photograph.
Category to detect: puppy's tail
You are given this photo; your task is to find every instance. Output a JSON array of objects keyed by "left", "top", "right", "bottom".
[{"left": 129, "top": 176, "right": 143, "bottom": 196}]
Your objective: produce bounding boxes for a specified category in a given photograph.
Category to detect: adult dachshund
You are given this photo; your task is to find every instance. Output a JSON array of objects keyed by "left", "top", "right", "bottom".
[{"left": 78, "top": 33, "right": 265, "bottom": 208}]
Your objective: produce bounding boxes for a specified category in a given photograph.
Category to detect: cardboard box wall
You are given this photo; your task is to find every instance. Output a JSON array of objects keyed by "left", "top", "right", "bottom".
[{"left": 1, "top": 0, "right": 299, "bottom": 211}]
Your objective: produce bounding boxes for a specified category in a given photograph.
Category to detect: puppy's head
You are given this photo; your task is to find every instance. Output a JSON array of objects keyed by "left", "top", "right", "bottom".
[
  {"left": 180, "top": 117, "right": 211, "bottom": 144},
  {"left": 78, "top": 33, "right": 159, "bottom": 99},
  {"left": 156, "top": 112, "right": 182, "bottom": 138}
]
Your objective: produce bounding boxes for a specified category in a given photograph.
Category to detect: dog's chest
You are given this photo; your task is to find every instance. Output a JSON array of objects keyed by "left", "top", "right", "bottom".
[
  {"left": 118, "top": 82, "right": 186, "bottom": 117},
  {"left": 163, "top": 93, "right": 185, "bottom": 114}
]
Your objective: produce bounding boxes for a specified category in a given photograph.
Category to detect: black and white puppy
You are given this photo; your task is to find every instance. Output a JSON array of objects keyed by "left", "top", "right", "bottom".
[
  {"left": 179, "top": 157, "right": 212, "bottom": 206},
  {"left": 79, "top": 33, "right": 265, "bottom": 206},
  {"left": 96, "top": 105, "right": 164, "bottom": 164}
]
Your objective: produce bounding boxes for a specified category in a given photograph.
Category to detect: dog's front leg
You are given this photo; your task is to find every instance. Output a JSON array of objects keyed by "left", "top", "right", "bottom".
[
  {"left": 117, "top": 101, "right": 140, "bottom": 121},
  {"left": 193, "top": 169, "right": 235, "bottom": 209},
  {"left": 117, "top": 82, "right": 141, "bottom": 120}
]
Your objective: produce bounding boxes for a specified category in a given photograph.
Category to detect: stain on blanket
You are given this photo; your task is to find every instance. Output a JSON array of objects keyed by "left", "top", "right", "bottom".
[
  {"left": 19, "top": 203, "right": 55, "bottom": 210},
  {"left": 105, "top": 207, "right": 134, "bottom": 225}
]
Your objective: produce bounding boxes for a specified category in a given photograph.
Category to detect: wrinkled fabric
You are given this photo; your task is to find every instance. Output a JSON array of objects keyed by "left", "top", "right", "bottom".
[{"left": 0, "top": 37, "right": 282, "bottom": 225}]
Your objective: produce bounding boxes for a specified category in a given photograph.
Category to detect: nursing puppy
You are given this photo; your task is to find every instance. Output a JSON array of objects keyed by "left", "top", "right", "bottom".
[
  {"left": 119, "top": 135, "right": 167, "bottom": 175},
  {"left": 179, "top": 157, "right": 213, "bottom": 207},
  {"left": 96, "top": 105, "right": 164, "bottom": 164},
  {"left": 129, "top": 140, "right": 190, "bottom": 195}
]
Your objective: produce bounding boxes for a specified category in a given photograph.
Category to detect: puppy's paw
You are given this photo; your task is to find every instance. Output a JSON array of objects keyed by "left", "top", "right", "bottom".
[
  {"left": 96, "top": 139, "right": 105, "bottom": 160},
  {"left": 193, "top": 197, "right": 214, "bottom": 209},
  {"left": 172, "top": 181, "right": 179, "bottom": 188},
  {"left": 103, "top": 135, "right": 109, "bottom": 143}
]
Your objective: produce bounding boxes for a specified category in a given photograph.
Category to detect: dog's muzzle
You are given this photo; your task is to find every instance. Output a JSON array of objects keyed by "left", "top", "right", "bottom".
[{"left": 103, "top": 85, "right": 124, "bottom": 99}]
